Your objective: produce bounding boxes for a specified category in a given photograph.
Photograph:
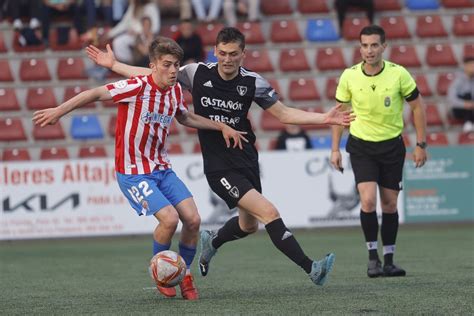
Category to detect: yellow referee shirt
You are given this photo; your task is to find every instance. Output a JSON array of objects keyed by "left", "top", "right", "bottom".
[{"left": 335, "top": 61, "right": 417, "bottom": 142}]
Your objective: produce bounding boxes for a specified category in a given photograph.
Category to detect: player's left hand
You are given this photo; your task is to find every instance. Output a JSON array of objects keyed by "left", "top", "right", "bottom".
[
  {"left": 32, "top": 108, "right": 61, "bottom": 127},
  {"left": 325, "top": 104, "right": 356, "bottom": 126},
  {"left": 221, "top": 125, "right": 248, "bottom": 149},
  {"left": 413, "top": 146, "right": 427, "bottom": 168}
]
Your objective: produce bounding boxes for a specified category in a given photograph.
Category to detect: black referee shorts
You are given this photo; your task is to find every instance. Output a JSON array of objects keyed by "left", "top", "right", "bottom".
[
  {"left": 205, "top": 167, "right": 262, "bottom": 209},
  {"left": 346, "top": 134, "right": 406, "bottom": 191}
]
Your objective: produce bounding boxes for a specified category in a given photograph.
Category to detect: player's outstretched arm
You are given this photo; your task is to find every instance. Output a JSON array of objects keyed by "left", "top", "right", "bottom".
[
  {"left": 86, "top": 44, "right": 151, "bottom": 78},
  {"left": 409, "top": 95, "right": 428, "bottom": 168},
  {"left": 176, "top": 112, "right": 248, "bottom": 149},
  {"left": 330, "top": 102, "right": 350, "bottom": 173},
  {"left": 32, "top": 86, "right": 111, "bottom": 127}
]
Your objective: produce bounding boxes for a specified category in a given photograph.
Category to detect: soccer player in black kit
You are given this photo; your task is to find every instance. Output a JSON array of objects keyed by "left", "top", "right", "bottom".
[{"left": 86, "top": 28, "right": 355, "bottom": 286}]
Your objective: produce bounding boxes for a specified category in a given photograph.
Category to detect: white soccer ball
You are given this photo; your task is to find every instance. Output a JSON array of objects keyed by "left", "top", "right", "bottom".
[{"left": 149, "top": 250, "right": 186, "bottom": 288}]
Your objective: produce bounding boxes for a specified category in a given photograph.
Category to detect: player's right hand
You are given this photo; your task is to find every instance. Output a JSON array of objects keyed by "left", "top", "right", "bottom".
[
  {"left": 85, "top": 44, "right": 115, "bottom": 69},
  {"left": 32, "top": 108, "right": 60, "bottom": 127},
  {"left": 330, "top": 150, "right": 343, "bottom": 172}
]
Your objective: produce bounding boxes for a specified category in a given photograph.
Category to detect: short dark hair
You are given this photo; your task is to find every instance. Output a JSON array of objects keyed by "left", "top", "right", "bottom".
[
  {"left": 215, "top": 27, "right": 245, "bottom": 50},
  {"left": 360, "top": 25, "right": 386, "bottom": 44},
  {"left": 148, "top": 36, "right": 184, "bottom": 62}
]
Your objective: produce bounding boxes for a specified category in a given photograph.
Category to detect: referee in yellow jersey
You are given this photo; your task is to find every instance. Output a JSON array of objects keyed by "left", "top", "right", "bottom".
[{"left": 330, "top": 25, "right": 427, "bottom": 278}]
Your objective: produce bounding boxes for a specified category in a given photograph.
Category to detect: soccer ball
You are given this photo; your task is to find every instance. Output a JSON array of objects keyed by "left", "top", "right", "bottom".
[{"left": 149, "top": 250, "right": 186, "bottom": 288}]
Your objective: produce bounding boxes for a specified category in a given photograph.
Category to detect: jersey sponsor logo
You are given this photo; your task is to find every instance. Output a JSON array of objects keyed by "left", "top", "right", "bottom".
[
  {"left": 201, "top": 97, "right": 243, "bottom": 111},
  {"left": 113, "top": 80, "right": 128, "bottom": 89},
  {"left": 209, "top": 115, "right": 240, "bottom": 126},
  {"left": 203, "top": 80, "right": 213, "bottom": 88},
  {"left": 141, "top": 111, "right": 173, "bottom": 125},
  {"left": 236, "top": 85, "right": 247, "bottom": 96},
  {"left": 384, "top": 96, "right": 391, "bottom": 107}
]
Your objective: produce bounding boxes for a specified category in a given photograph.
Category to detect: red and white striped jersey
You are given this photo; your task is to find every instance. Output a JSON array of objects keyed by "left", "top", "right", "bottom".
[{"left": 106, "top": 74, "right": 187, "bottom": 175}]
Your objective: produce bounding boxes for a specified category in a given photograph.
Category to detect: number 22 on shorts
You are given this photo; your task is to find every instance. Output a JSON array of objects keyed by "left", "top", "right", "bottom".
[{"left": 127, "top": 181, "right": 153, "bottom": 203}]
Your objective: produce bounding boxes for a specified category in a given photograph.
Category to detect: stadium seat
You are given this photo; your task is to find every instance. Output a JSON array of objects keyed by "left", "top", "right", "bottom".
[
  {"left": 40, "top": 147, "right": 70, "bottom": 160},
  {"left": 185, "top": 125, "right": 197, "bottom": 134},
  {"left": 260, "top": 110, "right": 285, "bottom": 131},
  {"left": 192, "top": 142, "right": 201, "bottom": 153},
  {"left": 2, "top": 148, "right": 30, "bottom": 161},
  {"left": 261, "top": 0, "right": 292, "bottom": 15},
  {"left": 316, "top": 47, "right": 346, "bottom": 71},
  {"left": 268, "top": 138, "right": 278, "bottom": 150},
  {"left": 243, "top": 49, "right": 274, "bottom": 73},
  {"left": 0, "top": 60, "right": 14, "bottom": 81},
  {"left": 270, "top": 20, "right": 302, "bottom": 43},
  {"left": 57, "top": 58, "right": 86, "bottom": 80},
  {"left": 169, "top": 120, "right": 179, "bottom": 135},
  {"left": 464, "top": 43, "right": 474, "bottom": 59},
  {"left": 447, "top": 111, "right": 464, "bottom": 127},
  {"left": 64, "top": 86, "right": 96, "bottom": 108},
  {"left": 458, "top": 132, "right": 474, "bottom": 144},
  {"left": 453, "top": 14, "right": 474, "bottom": 36},
  {"left": 288, "top": 79, "right": 320, "bottom": 101},
  {"left": 374, "top": 0, "right": 402, "bottom": 11},
  {"left": 49, "top": 28, "right": 82, "bottom": 51},
  {"left": 342, "top": 17, "right": 370, "bottom": 40},
  {"left": 411, "top": 104, "right": 443, "bottom": 126},
  {"left": 0, "top": 31, "right": 7, "bottom": 52},
  {"left": 279, "top": 48, "right": 310, "bottom": 72},
  {"left": 426, "top": 44, "right": 457, "bottom": 67},
  {"left": 159, "top": 24, "right": 179, "bottom": 38},
  {"left": 237, "top": 22, "right": 265, "bottom": 44},
  {"left": 0, "top": 118, "right": 27, "bottom": 141},
  {"left": 426, "top": 132, "right": 449, "bottom": 146},
  {"left": 414, "top": 74, "right": 433, "bottom": 97},
  {"left": 389, "top": 45, "right": 421, "bottom": 68},
  {"left": 325, "top": 77, "right": 339, "bottom": 100},
  {"left": 311, "top": 134, "right": 332, "bottom": 149},
  {"left": 19, "top": 58, "right": 51, "bottom": 81},
  {"left": 12, "top": 32, "right": 46, "bottom": 52},
  {"left": 33, "top": 122, "right": 66, "bottom": 140},
  {"left": 441, "top": 0, "right": 474, "bottom": 8},
  {"left": 70, "top": 115, "right": 104, "bottom": 140},
  {"left": 78, "top": 145, "right": 107, "bottom": 158},
  {"left": 167, "top": 143, "right": 184, "bottom": 154},
  {"left": 416, "top": 15, "right": 447, "bottom": 38},
  {"left": 195, "top": 23, "right": 225, "bottom": 46},
  {"left": 436, "top": 72, "right": 455, "bottom": 95},
  {"left": 402, "top": 134, "right": 412, "bottom": 147},
  {"left": 108, "top": 115, "right": 116, "bottom": 137},
  {"left": 297, "top": 0, "right": 329, "bottom": 13},
  {"left": 26, "top": 87, "right": 57, "bottom": 110},
  {"left": 306, "top": 19, "right": 339, "bottom": 42},
  {"left": 352, "top": 46, "right": 363, "bottom": 65},
  {"left": 0, "top": 89, "right": 20, "bottom": 111},
  {"left": 406, "top": 0, "right": 440, "bottom": 10},
  {"left": 380, "top": 16, "right": 411, "bottom": 39}
]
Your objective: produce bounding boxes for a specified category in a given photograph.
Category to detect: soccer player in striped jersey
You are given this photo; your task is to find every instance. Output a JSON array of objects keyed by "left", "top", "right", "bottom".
[{"left": 32, "top": 37, "right": 247, "bottom": 300}]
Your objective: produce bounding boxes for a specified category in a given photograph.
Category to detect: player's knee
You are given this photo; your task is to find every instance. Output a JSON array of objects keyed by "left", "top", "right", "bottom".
[
  {"left": 184, "top": 213, "right": 201, "bottom": 233},
  {"left": 242, "top": 222, "right": 258, "bottom": 234},
  {"left": 261, "top": 205, "right": 280, "bottom": 223},
  {"left": 360, "top": 198, "right": 376, "bottom": 212},
  {"left": 381, "top": 201, "right": 398, "bottom": 212},
  {"left": 159, "top": 208, "right": 180, "bottom": 231}
]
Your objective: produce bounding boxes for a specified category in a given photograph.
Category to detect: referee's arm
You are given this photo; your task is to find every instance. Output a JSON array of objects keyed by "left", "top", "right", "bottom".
[{"left": 407, "top": 91, "right": 428, "bottom": 168}]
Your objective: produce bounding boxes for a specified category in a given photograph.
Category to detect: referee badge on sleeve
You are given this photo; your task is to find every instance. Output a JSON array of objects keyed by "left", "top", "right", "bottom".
[{"left": 384, "top": 96, "right": 391, "bottom": 107}]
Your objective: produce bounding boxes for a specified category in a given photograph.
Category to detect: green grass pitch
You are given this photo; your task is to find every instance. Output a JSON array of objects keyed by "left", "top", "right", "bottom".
[{"left": 1, "top": 223, "right": 473, "bottom": 315}]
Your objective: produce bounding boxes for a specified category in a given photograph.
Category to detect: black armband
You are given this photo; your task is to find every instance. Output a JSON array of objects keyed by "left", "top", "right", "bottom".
[{"left": 404, "top": 87, "right": 420, "bottom": 102}]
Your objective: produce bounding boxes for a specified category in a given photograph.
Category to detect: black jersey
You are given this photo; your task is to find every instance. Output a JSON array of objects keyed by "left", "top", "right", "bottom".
[{"left": 178, "top": 63, "right": 278, "bottom": 173}]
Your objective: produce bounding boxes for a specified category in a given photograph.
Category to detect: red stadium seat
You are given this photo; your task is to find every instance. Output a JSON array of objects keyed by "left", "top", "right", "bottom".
[
  {"left": 389, "top": 45, "right": 421, "bottom": 68},
  {"left": 411, "top": 104, "right": 443, "bottom": 126},
  {"left": 300, "top": 106, "right": 329, "bottom": 130},
  {"left": 402, "top": 134, "right": 412, "bottom": 147},
  {"left": 169, "top": 120, "right": 179, "bottom": 135},
  {"left": 12, "top": 32, "right": 46, "bottom": 52},
  {"left": 297, "top": 0, "right": 329, "bottom": 13},
  {"left": 237, "top": 22, "right": 265, "bottom": 44},
  {"left": 193, "top": 142, "right": 201, "bottom": 153},
  {"left": 426, "top": 44, "right": 457, "bottom": 67},
  {"left": 185, "top": 126, "right": 197, "bottom": 134},
  {"left": 261, "top": 0, "right": 292, "bottom": 15},
  {"left": 168, "top": 143, "right": 184, "bottom": 154},
  {"left": 0, "top": 89, "right": 20, "bottom": 111},
  {"left": 268, "top": 138, "right": 278, "bottom": 150},
  {"left": 108, "top": 115, "right": 116, "bottom": 137},
  {"left": 0, "top": 60, "right": 14, "bottom": 81},
  {"left": 374, "top": 0, "right": 402, "bottom": 11},
  {"left": 426, "top": 132, "right": 449, "bottom": 146},
  {"left": 195, "top": 23, "right": 225, "bottom": 46},
  {"left": 260, "top": 110, "right": 285, "bottom": 131},
  {"left": 270, "top": 20, "right": 302, "bottom": 43},
  {"left": 267, "top": 79, "right": 284, "bottom": 100},
  {"left": 414, "top": 74, "right": 433, "bottom": 97},
  {"left": 342, "top": 17, "right": 370, "bottom": 40},
  {"left": 64, "top": 86, "right": 96, "bottom": 108},
  {"left": 33, "top": 122, "right": 66, "bottom": 140},
  {"left": 464, "top": 43, "right": 474, "bottom": 59},
  {"left": 316, "top": 47, "right": 346, "bottom": 71},
  {"left": 441, "top": 0, "right": 474, "bottom": 8},
  {"left": 40, "top": 147, "right": 70, "bottom": 160},
  {"left": 2, "top": 148, "right": 30, "bottom": 161},
  {"left": 19, "top": 58, "right": 51, "bottom": 81},
  {"left": 0, "top": 31, "right": 7, "bottom": 52},
  {"left": 78, "top": 145, "right": 107, "bottom": 158},
  {"left": 458, "top": 132, "right": 474, "bottom": 145},
  {"left": 26, "top": 87, "right": 57, "bottom": 110},
  {"left": 447, "top": 111, "right": 464, "bottom": 127},
  {"left": 436, "top": 73, "right": 455, "bottom": 95},
  {"left": 352, "top": 46, "right": 363, "bottom": 65},
  {"left": 0, "top": 118, "right": 27, "bottom": 141},
  {"left": 49, "top": 28, "right": 82, "bottom": 51},
  {"left": 279, "top": 48, "right": 310, "bottom": 72},
  {"left": 243, "top": 49, "right": 274, "bottom": 73},
  {"left": 57, "top": 57, "right": 86, "bottom": 80},
  {"left": 288, "top": 79, "right": 320, "bottom": 101},
  {"left": 416, "top": 15, "right": 447, "bottom": 38},
  {"left": 380, "top": 16, "right": 411, "bottom": 39},
  {"left": 453, "top": 14, "right": 474, "bottom": 36},
  {"left": 325, "top": 77, "right": 339, "bottom": 100}
]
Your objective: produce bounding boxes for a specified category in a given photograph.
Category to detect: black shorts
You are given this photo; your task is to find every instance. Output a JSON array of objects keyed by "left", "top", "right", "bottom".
[
  {"left": 205, "top": 167, "right": 262, "bottom": 209},
  {"left": 346, "top": 134, "right": 406, "bottom": 191}
]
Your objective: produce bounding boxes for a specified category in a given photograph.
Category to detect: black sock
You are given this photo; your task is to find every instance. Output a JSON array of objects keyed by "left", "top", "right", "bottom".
[
  {"left": 360, "top": 210, "right": 379, "bottom": 260},
  {"left": 211, "top": 216, "right": 249, "bottom": 250},
  {"left": 381, "top": 212, "right": 399, "bottom": 266},
  {"left": 265, "top": 218, "right": 313, "bottom": 274}
]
